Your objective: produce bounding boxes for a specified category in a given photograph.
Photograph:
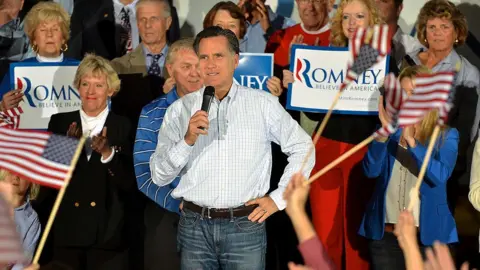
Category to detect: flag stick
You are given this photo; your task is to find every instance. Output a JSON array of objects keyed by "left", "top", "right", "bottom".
[
  {"left": 304, "top": 135, "right": 375, "bottom": 186},
  {"left": 407, "top": 125, "right": 441, "bottom": 211},
  {"left": 32, "top": 136, "right": 87, "bottom": 264},
  {"left": 299, "top": 90, "right": 343, "bottom": 173}
]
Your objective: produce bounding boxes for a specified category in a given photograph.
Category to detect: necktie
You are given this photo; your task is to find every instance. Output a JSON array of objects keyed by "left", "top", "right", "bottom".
[
  {"left": 148, "top": 54, "right": 162, "bottom": 76},
  {"left": 120, "top": 7, "right": 132, "bottom": 54}
]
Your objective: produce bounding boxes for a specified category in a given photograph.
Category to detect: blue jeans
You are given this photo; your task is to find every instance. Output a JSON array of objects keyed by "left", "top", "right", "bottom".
[{"left": 177, "top": 208, "right": 267, "bottom": 270}]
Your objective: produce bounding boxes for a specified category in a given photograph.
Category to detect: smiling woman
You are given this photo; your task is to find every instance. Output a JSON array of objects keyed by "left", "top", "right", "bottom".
[{"left": 36, "top": 54, "right": 137, "bottom": 269}]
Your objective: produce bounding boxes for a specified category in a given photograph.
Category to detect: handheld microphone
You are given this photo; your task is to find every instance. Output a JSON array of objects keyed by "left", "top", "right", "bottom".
[
  {"left": 201, "top": 86, "right": 215, "bottom": 113},
  {"left": 199, "top": 86, "right": 215, "bottom": 130}
]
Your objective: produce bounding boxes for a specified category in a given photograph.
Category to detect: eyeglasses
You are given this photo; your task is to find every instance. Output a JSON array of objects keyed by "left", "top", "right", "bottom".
[{"left": 298, "top": 0, "right": 325, "bottom": 4}]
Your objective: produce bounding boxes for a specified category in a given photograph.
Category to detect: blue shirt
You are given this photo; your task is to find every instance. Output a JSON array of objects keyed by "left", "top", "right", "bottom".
[
  {"left": 134, "top": 88, "right": 181, "bottom": 213},
  {"left": 13, "top": 199, "right": 41, "bottom": 270},
  {"left": 142, "top": 44, "right": 169, "bottom": 77},
  {"left": 240, "top": 7, "right": 296, "bottom": 53}
]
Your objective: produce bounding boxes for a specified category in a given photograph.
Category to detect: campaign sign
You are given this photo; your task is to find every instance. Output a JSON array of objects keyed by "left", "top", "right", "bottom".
[
  {"left": 287, "top": 45, "right": 389, "bottom": 115},
  {"left": 234, "top": 53, "right": 273, "bottom": 91},
  {"left": 10, "top": 62, "right": 80, "bottom": 129}
]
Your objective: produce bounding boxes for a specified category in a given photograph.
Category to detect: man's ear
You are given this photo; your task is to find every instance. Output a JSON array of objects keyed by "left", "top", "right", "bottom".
[
  {"left": 166, "top": 16, "right": 172, "bottom": 31},
  {"left": 166, "top": 63, "right": 174, "bottom": 77},
  {"left": 233, "top": 53, "right": 239, "bottom": 69}
]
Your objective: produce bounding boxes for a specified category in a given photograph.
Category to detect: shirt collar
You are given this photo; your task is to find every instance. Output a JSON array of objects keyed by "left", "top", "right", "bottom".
[
  {"left": 14, "top": 198, "right": 30, "bottom": 212},
  {"left": 143, "top": 43, "right": 169, "bottom": 58},
  {"left": 80, "top": 105, "right": 109, "bottom": 121},
  {"left": 300, "top": 22, "right": 331, "bottom": 35},
  {"left": 224, "top": 83, "right": 238, "bottom": 102},
  {"left": 414, "top": 47, "right": 460, "bottom": 67},
  {"left": 167, "top": 86, "right": 179, "bottom": 105},
  {"left": 0, "top": 17, "right": 20, "bottom": 30},
  {"left": 113, "top": 0, "right": 138, "bottom": 9},
  {"left": 36, "top": 53, "right": 64, "bottom": 62}
]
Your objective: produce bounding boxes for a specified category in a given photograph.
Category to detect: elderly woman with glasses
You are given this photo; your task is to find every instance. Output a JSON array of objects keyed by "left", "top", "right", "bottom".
[
  {"left": 36, "top": 54, "right": 136, "bottom": 269},
  {"left": 0, "top": 2, "right": 75, "bottom": 111}
]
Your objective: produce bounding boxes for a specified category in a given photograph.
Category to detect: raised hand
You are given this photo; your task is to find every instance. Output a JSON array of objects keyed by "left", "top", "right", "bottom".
[
  {"left": 283, "top": 70, "right": 294, "bottom": 88},
  {"left": 267, "top": 76, "right": 282, "bottom": 96},
  {"left": 91, "top": 127, "right": 112, "bottom": 159},
  {"left": 67, "top": 122, "right": 82, "bottom": 139},
  {"left": 0, "top": 89, "right": 23, "bottom": 111}
]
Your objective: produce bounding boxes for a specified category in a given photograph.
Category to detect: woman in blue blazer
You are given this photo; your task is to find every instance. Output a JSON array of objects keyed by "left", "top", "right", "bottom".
[
  {"left": 0, "top": 2, "right": 75, "bottom": 111},
  {"left": 358, "top": 65, "right": 459, "bottom": 270}
]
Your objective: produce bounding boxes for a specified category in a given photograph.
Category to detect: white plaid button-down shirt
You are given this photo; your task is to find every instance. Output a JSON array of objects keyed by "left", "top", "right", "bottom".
[{"left": 150, "top": 84, "right": 314, "bottom": 210}]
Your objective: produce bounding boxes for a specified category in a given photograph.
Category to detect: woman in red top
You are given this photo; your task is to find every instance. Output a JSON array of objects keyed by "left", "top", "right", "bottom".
[{"left": 284, "top": 0, "right": 383, "bottom": 269}]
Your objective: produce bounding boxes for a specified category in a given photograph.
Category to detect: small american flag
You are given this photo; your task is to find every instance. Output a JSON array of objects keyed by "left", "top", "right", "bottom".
[
  {"left": 0, "top": 107, "right": 23, "bottom": 129},
  {"left": 0, "top": 127, "right": 80, "bottom": 189},
  {"left": 341, "top": 24, "right": 392, "bottom": 90},
  {"left": 374, "top": 73, "right": 404, "bottom": 137},
  {"left": 397, "top": 71, "right": 455, "bottom": 127},
  {"left": 0, "top": 195, "right": 25, "bottom": 265}
]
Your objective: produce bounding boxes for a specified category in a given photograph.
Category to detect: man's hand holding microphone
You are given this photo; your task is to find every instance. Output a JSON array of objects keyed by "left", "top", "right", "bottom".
[{"left": 184, "top": 86, "right": 215, "bottom": 146}]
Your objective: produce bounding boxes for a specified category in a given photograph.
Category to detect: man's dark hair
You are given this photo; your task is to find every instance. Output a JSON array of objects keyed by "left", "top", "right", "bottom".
[
  {"left": 193, "top": 26, "right": 240, "bottom": 55},
  {"left": 394, "top": 0, "right": 403, "bottom": 9}
]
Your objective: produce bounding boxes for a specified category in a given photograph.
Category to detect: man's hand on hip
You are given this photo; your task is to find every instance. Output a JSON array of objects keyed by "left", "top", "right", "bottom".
[{"left": 246, "top": 196, "right": 279, "bottom": 223}]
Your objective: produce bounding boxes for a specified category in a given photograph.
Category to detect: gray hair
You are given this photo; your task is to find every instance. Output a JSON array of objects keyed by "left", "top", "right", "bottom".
[
  {"left": 136, "top": 0, "right": 171, "bottom": 17},
  {"left": 166, "top": 38, "right": 195, "bottom": 65}
]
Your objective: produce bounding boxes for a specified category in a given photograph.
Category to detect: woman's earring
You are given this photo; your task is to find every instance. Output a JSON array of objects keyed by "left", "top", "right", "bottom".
[
  {"left": 455, "top": 38, "right": 459, "bottom": 44},
  {"left": 32, "top": 44, "right": 38, "bottom": 52},
  {"left": 61, "top": 43, "right": 68, "bottom": 52}
]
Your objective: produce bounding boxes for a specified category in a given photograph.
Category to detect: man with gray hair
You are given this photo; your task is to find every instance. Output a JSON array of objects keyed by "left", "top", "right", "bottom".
[
  {"left": 110, "top": 0, "right": 172, "bottom": 76},
  {"left": 134, "top": 37, "right": 203, "bottom": 269}
]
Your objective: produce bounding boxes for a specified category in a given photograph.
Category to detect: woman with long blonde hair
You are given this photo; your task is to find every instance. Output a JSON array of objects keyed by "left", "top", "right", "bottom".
[
  {"left": 360, "top": 65, "right": 459, "bottom": 270},
  {"left": 281, "top": 1, "right": 384, "bottom": 269}
]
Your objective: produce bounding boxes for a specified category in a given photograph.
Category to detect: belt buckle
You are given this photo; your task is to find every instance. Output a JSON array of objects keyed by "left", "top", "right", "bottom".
[{"left": 207, "top": 208, "right": 212, "bottom": 219}]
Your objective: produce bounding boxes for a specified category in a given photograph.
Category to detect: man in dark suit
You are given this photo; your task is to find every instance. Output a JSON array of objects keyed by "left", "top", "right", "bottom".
[
  {"left": 109, "top": 0, "right": 172, "bottom": 128},
  {"left": 66, "top": 0, "right": 180, "bottom": 61}
]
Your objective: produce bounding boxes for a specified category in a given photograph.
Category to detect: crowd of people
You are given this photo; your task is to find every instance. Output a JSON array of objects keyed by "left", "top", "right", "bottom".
[{"left": 0, "top": 0, "right": 479, "bottom": 269}]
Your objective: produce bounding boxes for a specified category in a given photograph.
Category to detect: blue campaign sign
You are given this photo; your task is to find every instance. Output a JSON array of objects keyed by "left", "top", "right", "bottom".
[{"left": 233, "top": 53, "right": 273, "bottom": 91}]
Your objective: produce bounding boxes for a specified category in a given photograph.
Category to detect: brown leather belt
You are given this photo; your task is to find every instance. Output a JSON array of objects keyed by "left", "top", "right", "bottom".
[
  {"left": 384, "top": 223, "right": 396, "bottom": 233},
  {"left": 182, "top": 201, "right": 257, "bottom": 219},
  {"left": 384, "top": 223, "right": 419, "bottom": 233}
]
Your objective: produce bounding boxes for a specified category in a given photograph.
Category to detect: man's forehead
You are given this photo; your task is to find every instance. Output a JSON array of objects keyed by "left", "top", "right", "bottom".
[
  {"left": 137, "top": 2, "right": 165, "bottom": 16},
  {"left": 198, "top": 36, "right": 229, "bottom": 51}
]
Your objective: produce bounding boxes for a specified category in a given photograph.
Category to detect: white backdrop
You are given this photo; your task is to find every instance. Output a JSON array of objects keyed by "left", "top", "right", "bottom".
[{"left": 173, "top": 0, "right": 480, "bottom": 68}]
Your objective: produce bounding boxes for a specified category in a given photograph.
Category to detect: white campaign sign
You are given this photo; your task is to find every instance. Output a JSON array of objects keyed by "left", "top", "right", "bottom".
[
  {"left": 287, "top": 45, "right": 388, "bottom": 115},
  {"left": 11, "top": 63, "right": 80, "bottom": 129}
]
